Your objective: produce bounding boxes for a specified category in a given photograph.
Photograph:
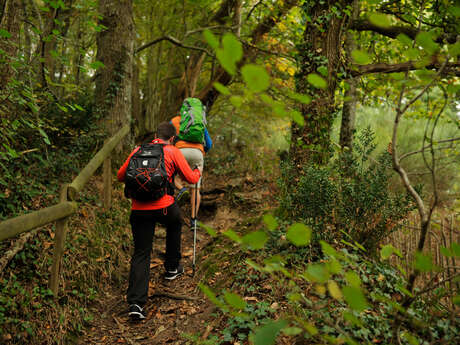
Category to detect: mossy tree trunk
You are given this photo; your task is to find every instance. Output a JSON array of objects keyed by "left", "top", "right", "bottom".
[
  {"left": 0, "top": 0, "right": 20, "bottom": 89},
  {"left": 290, "top": 0, "right": 352, "bottom": 168},
  {"left": 95, "top": 0, "right": 134, "bottom": 153}
]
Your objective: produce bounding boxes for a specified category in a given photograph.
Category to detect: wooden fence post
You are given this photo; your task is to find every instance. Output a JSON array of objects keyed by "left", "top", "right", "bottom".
[
  {"left": 103, "top": 153, "right": 112, "bottom": 210},
  {"left": 49, "top": 184, "right": 71, "bottom": 296}
]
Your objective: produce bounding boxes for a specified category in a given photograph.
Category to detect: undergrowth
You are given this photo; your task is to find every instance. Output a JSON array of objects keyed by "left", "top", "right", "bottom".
[
  {"left": 0, "top": 180, "right": 131, "bottom": 344},
  {"left": 193, "top": 212, "right": 459, "bottom": 345}
]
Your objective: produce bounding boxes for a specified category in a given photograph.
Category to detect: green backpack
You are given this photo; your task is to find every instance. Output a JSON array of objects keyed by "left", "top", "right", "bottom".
[{"left": 178, "top": 98, "right": 207, "bottom": 144}]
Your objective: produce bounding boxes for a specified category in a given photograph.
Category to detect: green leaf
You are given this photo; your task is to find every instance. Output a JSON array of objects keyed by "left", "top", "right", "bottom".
[
  {"left": 223, "top": 291, "right": 246, "bottom": 310},
  {"left": 0, "top": 29, "right": 12, "bottom": 38},
  {"left": 452, "top": 243, "right": 460, "bottom": 257},
  {"left": 368, "top": 12, "right": 391, "bottom": 28},
  {"left": 414, "top": 252, "right": 433, "bottom": 272},
  {"left": 448, "top": 41, "right": 460, "bottom": 57},
  {"left": 89, "top": 61, "right": 105, "bottom": 69},
  {"left": 343, "top": 310, "right": 362, "bottom": 327},
  {"left": 304, "top": 263, "right": 330, "bottom": 283},
  {"left": 397, "top": 33, "right": 413, "bottom": 46},
  {"left": 241, "top": 64, "right": 270, "bottom": 92},
  {"left": 199, "top": 284, "right": 223, "bottom": 308},
  {"left": 290, "top": 110, "right": 304, "bottom": 126},
  {"left": 222, "top": 33, "right": 243, "bottom": 62},
  {"left": 327, "top": 280, "right": 343, "bottom": 301},
  {"left": 252, "top": 319, "right": 288, "bottom": 345},
  {"left": 213, "top": 82, "right": 231, "bottom": 95},
  {"left": 201, "top": 223, "right": 217, "bottom": 237},
  {"left": 415, "top": 32, "right": 439, "bottom": 55},
  {"left": 326, "top": 259, "right": 342, "bottom": 275},
  {"left": 242, "top": 231, "right": 268, "bottom": 250},
  {"left": 281, "top": 327, "right": 303, "bottom": 336},
  {"left": 288, "top": 92, "right": 311, "bottom": 104},
  {"left": 263, "top": 214, "right": 278, "bottom": 231},
  {"left": 286, "top": 223, "right": 311, "bottom": 246},
  {"left": 317, "top": 66, "right": 328, "bottom": 77},
  {"left": 230, "top": 95, "right": 243, "bottom": 107},
  {"left": 380, "top": 244, "right": 401, "bottom": 260},
  {"left": 223, "top": 229, "right": 242, "bottom": 243},
  {"left": 320, "top": 241, "right": 339, "bottom": 258},
  {"left": 345, "top": 271, "right": 361, "bottom": 288},
  {"left": 203, "top": 29, "right": 219, "bottom": 50},
  {"left": 216, "top": 48, "right": 236, "bottom": 75},
  {"left": 351, "top": 50, "right": 371, "bottom": 64},
  {"left": 38, "top": 129, "right": 51, "bottom": 145},
  {"left": 342, "top": 286, "right": 368, "bottom": 312},
  {"left": 307, "top": 73, "right": 327, "bottom": 89},
  {"left": 401, "top": 332, "right": 420, "bottom": 345}
]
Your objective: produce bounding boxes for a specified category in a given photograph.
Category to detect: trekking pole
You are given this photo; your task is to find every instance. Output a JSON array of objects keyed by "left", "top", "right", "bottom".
[{"left": 192, "top": 180, "right": 198, "bottom": 276}]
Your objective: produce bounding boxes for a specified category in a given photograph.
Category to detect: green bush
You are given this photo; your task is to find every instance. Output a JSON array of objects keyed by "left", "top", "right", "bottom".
[{"left": 278, "top": 127, "right": 415, "bottom": 253}]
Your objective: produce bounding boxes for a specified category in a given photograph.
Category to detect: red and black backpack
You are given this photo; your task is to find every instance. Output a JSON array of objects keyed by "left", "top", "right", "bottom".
[{"left": 124, "top": 143, "right": 170, "bottom": 201}]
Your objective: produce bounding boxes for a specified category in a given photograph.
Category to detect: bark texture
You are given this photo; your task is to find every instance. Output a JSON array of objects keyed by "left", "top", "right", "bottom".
[
  {"left": 95, "top": 0, "right": 134, "bottom": 151},
  {"left": 290, "top": 0, "right": 351, "bottom": 168},
  {"left": 0, "top": 0, "right": 20, "bottom": 88}
]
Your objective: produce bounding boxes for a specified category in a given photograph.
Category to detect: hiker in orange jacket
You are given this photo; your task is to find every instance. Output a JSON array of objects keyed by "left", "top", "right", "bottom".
[{"left": 117, "top": 122, "right": 201, "bottom": 321}]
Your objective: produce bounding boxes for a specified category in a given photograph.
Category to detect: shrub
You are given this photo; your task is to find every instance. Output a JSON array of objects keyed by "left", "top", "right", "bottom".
[{"left": 278, "top": 127, "right": 415, "bottom": 253}]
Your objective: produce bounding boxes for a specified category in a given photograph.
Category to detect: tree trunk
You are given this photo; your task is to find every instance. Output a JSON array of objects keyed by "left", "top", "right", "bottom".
[
  {"left": 0, "top": 0, "right": 20, "bottom": 88},
  {"left": 340, "top": 0, "right": 359, "bottom": 150},
  {"left": 95, "top": 0, "right": 134, "bottom": 152},
  {"left": 290, "top": 1, "right": 350, "bottom": 167}
]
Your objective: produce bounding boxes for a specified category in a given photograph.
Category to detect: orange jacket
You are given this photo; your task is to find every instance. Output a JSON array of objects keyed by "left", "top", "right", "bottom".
[
  {"left": 171, "top": 116, "right": 205, "bottom": 155},
  {"left": 117, "top": 138, "right": 201, "bottom": 210}
]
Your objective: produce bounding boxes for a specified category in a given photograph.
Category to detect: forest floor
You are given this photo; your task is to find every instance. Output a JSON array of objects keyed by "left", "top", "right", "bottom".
[{"left": 77, "top": 172, "right": 275, "bottom": 345}]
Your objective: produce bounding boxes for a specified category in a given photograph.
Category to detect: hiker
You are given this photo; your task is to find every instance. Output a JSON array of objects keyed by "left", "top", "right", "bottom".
[
  {"left": 117, "top": 122, "right": 201, "bottom": 321},
  {"left": 171, "top": 97, "right": 212, "bottom": 230}
]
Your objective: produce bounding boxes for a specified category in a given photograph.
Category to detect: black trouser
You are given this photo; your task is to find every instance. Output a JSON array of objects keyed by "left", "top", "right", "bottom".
[{"left": 127, "top": 202, "right": 182, "bottom": 307}]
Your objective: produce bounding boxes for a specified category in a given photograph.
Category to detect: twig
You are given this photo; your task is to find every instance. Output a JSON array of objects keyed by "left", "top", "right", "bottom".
[
  {"left": 135, "top": 35, "right": 213, "bottom": 56},
  {"left": 400, "top": 138, "right": 460, "bottom": 161},
  {"left": 113, "top": 316, "right": 140, "bottom": 345},
  {"left": 416, "top": 273, "right": 460, "bottom": 297},
  {"left": 0, "top": 230, "right": 37, "bottom": 272},
  {"left": 241, "top": 39, "right": 296, "bottom": 61}
]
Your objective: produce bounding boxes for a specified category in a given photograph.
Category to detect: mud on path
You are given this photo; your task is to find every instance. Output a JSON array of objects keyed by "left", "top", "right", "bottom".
[{"left": 78, "top": 174, "right": 273, "bottom": 345}]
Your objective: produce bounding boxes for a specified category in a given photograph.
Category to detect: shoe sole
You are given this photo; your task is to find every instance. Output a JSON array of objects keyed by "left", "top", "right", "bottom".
[
  {"left": 164, "top": 272, "right": 184, "bottom": 280},
  {"left": 129, "top": 312, "right": 146, "bottom": 320}
]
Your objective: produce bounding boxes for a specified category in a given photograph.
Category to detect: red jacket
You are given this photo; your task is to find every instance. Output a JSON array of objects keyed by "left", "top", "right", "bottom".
[{"left": 117, "top": 138, "right": 201, "bottom": 210}]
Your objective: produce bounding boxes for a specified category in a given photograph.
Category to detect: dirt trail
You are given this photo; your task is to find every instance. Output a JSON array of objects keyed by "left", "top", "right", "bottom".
[{"left": 78, "top": 174, "right": 269, "bottom": 344}]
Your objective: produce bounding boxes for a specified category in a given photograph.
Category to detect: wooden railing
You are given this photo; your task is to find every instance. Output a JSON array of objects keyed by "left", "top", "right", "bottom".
[
  {"left": 0, "top": 124, "right": 130, "bottom": 295},
  {"left": 385, "top": 212, "right": 459, "bottom": 308}
]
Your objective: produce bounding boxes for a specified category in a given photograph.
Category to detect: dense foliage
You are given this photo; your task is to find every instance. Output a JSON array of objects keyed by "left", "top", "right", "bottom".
[{"left": 279, "top": 127, "right": 416, "bottom": 252}]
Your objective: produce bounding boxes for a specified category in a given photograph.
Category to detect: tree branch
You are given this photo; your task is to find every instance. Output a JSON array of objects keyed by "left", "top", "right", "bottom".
[
  {"left": 352, "top": 60, "right": 460, "bottom": 77},
  {"left": 351, "top": 18, "right": 419, "bottom": 40},
  {"left": 135, "top": 35, "right": 212, "bottom": 56},
  {"left": 400, "top": 137, "right": 460, "bottom": 161},
  {"left": 351, "top": 18, "right": 458, "bottom": 44}
]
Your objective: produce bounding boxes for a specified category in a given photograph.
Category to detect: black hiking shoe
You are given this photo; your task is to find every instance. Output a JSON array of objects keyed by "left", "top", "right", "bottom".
[
  {"left": 164, "top": 264, "right": 184, "bottom": 280},
  {"left": 128, "top": 304, "right": 146, "bottom": 321}
]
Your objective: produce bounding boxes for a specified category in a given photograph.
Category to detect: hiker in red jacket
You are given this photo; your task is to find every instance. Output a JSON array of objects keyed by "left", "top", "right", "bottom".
[{"left": 117, "top": 122, "right": 201, "bottom": 321}]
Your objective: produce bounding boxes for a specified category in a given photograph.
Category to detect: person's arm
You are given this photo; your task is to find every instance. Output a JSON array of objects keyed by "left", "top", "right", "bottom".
[
  {"left": 171, "top": 147, "right": 201, "bottom": 184},
  {"left": 204, "top": 128, "right": 212, "bottom": 152},
  {"left": 117, "top": 147, "right": 140, "bottom": 182}
]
